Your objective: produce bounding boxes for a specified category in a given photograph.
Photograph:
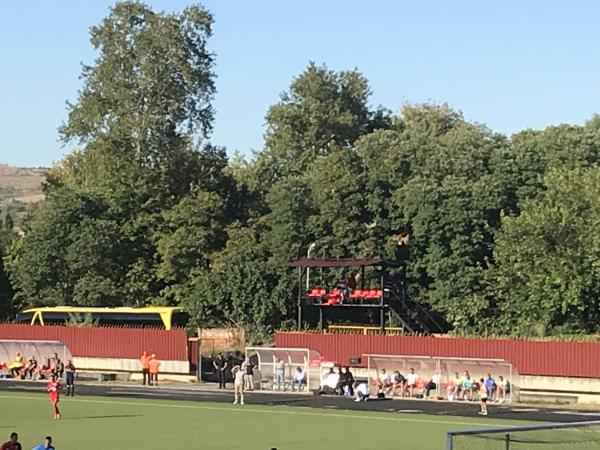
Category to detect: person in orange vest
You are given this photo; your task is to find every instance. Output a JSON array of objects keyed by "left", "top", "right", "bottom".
[
  {"left": 148, "top": 354, "right": 160, "bottom": 386},
  {"left": 140, "top": 351, "right": 151, "bottom": 386}
]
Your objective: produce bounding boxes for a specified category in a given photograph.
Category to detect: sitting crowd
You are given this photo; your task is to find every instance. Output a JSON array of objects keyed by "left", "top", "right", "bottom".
[
  {"left": 445, "top": 371, "right": 511, "bottom": 403},
  {"left": 369, "top": 368, "right": 510, "bottom": 402},
  {"left": 0, "top": 352, "right": 71, "bottom": 381},
  {"left": 319, "top": 367, "right": 355, "bottom": 396}
]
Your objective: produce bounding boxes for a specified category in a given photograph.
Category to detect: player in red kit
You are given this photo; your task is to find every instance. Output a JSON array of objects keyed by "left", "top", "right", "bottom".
[
  {"left": 1, "top": 432, "right": 22, "bottom": 450},
  {"left": 47, "top": 374, "right": 62, "bottom": 419}
]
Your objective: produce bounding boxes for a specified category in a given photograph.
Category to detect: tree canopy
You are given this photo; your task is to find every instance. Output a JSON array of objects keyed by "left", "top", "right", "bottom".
[{"left": 3, "top": 1, "right": 600, "bottom": 341}]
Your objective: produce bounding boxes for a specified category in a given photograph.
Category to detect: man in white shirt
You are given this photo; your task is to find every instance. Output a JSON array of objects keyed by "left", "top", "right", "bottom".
[
  {"left": 291, "top": 367, "right": 306, "bottom": 391},
  {"left": 376, "top": 369, "right": 392, "bottom": 395},
  {"left": 320, "top": 368, "right": 339, "bottom": 394},
  {"left": 406, "top": 368, "right": 418, "bottom": 397},
  {"left": 232, "top": 365, "right": 245, "bottom": 405},
  {"left": 354, "top": 381, "right": 370, "bottom": 402}
]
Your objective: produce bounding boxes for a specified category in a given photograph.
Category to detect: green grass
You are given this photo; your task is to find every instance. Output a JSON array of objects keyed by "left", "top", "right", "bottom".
[{"left": 0, "top": 392, "right": 530, "bottom": 449}]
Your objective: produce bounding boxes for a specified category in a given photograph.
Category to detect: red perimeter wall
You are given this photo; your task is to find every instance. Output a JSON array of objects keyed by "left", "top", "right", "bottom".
[
  {"left": 275, "top": 332, "right": 600, "bottom": 378},
  {"left": 0, "top": 324, "right": 188, "bottom": 361}
]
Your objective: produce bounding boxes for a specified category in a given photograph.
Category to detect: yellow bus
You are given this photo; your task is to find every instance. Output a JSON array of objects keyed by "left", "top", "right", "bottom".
[{"left": 16, "top": 306, "right": 187, "bottom": 330}]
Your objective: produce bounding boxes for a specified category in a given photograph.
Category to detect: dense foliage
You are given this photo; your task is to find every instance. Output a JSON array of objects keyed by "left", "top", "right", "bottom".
[{"left": 2, "top": 2, "right": 600, "bottom": 339}]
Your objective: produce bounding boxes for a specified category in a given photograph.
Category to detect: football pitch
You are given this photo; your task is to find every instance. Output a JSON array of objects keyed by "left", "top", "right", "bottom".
[{"left": 0, "top": 391, "right": 531, "bottom": 449}]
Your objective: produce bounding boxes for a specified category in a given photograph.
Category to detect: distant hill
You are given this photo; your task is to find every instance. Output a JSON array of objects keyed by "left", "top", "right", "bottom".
[{"left": 0, "top": 164, "right": 46, "bottom": 226}]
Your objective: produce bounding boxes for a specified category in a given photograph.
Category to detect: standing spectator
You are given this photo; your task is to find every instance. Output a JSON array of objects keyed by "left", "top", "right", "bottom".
[
  {"left": 64, "top": 360, "right": 76, "bottom": 396},
  {"left": 148, "top": 354, "right": 160, "bottom": 386},
  {"left": 291, "top": 367, "right": 306, "bottom": 391},
  {"left": 391, "top": 370, "right": 406, "bottom": 397},
  {"left": 335, "top": 367, "right": 346, "bottom": 394},
  {"left": 275, "top": 359, "right": 286, "bottom": 391},
  {"left": 405, "top": 368, "right": 418, "bottom": 397},
  {"left": 1, "top": 432, "right": 21, "bottom": 450},
  {"left": 139, "top": 351, "right": 151, "bottom": 386},
  {"left": 232, "top": 365, "right": 245, "bottom": 405},
  {"left": 478, "top": 378, "right": 489, "bottom": 415},
  {"left": 242, "top": 357, "right": 254, "bottom": 391},
  {"left": 213, "top": 353, "right": 228, "bottom": 389},
  {"left": 25, "top": 356, "right": 37, "bottom": 380},
  {"left": 343, "top": 367, "right": 354, "bottom": 396},
  {"left": 31, "top": 436, "right": 54, "bottom": 450}
]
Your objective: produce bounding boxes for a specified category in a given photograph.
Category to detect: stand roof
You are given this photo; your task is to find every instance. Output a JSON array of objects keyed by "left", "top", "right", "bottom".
[{"left": 288, "top": 257, "right": 398, "bottom": 268}]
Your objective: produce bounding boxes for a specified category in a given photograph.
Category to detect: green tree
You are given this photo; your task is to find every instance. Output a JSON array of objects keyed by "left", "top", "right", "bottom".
[
  {"left": 258, "top": 62, "right": 389, "bottom": 183},
  {"left": 491, "top": 167, "right": 600, "bottom": 335},
  {"left": 9, "top": 2, "right": 226, "bottom": 310},
  {"left": 6, "top": 188, "right": 122, "bottom": 308},
  {"left": 184, "top": 224, "right": 290, "bottom": 343}
]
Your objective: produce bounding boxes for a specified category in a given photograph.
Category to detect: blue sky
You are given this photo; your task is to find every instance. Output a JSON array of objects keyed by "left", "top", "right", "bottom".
[{"left": 1, "top": 1, "right": 599, "bottom": 167}]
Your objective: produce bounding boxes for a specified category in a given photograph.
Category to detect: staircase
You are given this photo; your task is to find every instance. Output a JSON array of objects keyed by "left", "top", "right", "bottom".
[{"left": 384, "top": 283, "right": 444, "bottom": 335}]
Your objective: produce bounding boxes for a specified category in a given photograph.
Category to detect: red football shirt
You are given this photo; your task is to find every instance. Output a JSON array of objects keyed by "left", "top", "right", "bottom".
[
  {"left": 47, "top": 380, "right": 60, "bottom": 400},
  {"left": 1, "top": 441, "right": 22, "bottom": 450}
]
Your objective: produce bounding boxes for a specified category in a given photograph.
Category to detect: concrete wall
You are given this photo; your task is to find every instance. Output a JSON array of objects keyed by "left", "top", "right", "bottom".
[
  {"left": 73, "top": 357, "right": 189, "bottom": 374},
  {"left": 520, "top": 375, "right": 600, "bottom": 405}
]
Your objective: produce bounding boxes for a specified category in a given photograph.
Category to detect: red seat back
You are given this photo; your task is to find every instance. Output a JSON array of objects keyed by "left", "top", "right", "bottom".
[{"left": 350, "top": 289, "right": 363, "bottom": 298}]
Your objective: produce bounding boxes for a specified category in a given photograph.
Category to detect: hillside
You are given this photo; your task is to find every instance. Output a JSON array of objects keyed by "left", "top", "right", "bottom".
[{"left": 0, "top": 164, "right": 46, "bottom": 225}]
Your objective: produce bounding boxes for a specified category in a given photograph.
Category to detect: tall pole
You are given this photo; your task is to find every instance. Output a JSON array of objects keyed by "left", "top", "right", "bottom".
[
  {"left": 306, "top": 242, "right": 316, "bottom": 291},
  {"left": 297, "top": 266, "right": 303, "bottom": 330}
]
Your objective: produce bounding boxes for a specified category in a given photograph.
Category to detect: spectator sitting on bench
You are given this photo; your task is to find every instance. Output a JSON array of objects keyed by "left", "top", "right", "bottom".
[
  {"left": 405, "top": 368, "right": 418, "bottom": 397},
  {"left": 484, "top": 373, "right": 497, "bottom": 401},
  {"left": 25, "top": 355, "right": 38, "bottom": 380},
  {"left": 446, "top": 372, "right": 461, "bottom": 400},
  {"left": 291, "top": 366, "right": 306, "bottom": 391},
  {"left": 8, "top": 352, "right": 24, "bottom": 379},
  {"left": 36, "top": 355, "right": 52, "bottom": 380},
  {"left": 461, "top": 371, "right": 475, "bottom": 401},
  {"left": 51, "top": 353, "right": 64, "bottom": 378},
  {"left": 319, "top": 368, "right": 339, "bottom": 395},
  {"left": 496, "top": 375, "right": 510, "bottom": 403},
  {"left": 354, "top": 380, "right": 370, "bottom": 402},
  {"left": 424, "top": 373, "right": 440, "bottom": 399},
  {"left": 375, "top": 369, "right": 392, "bottom": 395},
  {"left": 391, "top": 370, "right": 406, "bottom": 397}
]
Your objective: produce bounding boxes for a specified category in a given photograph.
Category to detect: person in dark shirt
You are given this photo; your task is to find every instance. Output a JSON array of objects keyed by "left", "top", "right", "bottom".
[
  {"left": 64, "top": 360, "right": 76, "bottom": 396},
  {"left": 25, "top": 356, "right": 38, "bottom": 380},
  {"left": 51, "top": 353, "right": 64, "bottom": 379},
  {"left": 343, "top": 367, "right": 354, "bottom": 396},
  {"left": 213, "top": 353, "right": 228, "bottom": 389},
  {"left": 335, "top": 367, "right": 346, "bottom": 395},
  {"left": 242, "top": 358, "right": 254, "bottom": 391},
  {"left": 0, "top": 432, "right": 22, "bottom": 450}
]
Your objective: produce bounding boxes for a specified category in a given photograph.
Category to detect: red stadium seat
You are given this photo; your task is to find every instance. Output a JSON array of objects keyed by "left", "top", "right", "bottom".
[
  {"left": 326, "top": 288, "right": 341, "bottom": 305},
  {"left": 365, "top": 289, "right": 382, "bottom": 301},
  {"left": 350, "top": 289, "right": 363, "bottom": 299}
]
